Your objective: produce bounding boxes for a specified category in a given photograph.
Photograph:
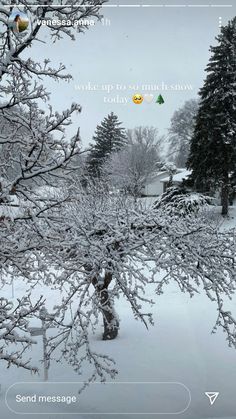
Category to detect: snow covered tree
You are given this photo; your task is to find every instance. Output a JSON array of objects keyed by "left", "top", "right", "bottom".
[
  {"left": 86, "top": 112, "right": 127, "bottom": 177},
  {"left": 0, "top": 0, "right": 105, "bottom": 371},
  {"left": 105, "top": 127, "right": 162, "bottom": 197},
  {"left": 38, "top": 180, "right": 236, "bottom": 389},
  {"left": 1, "top": 1, "right": 236, "bottom": 393},
  {"left": 167, "top": 99, "right": 198, "bottom": 167},
  {"left": 187, "top": 17, "right": 236, "bottom": 216}
]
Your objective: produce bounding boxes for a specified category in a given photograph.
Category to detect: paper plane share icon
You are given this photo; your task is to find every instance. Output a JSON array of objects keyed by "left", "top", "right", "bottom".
[{"left": 205, "top": 392, "right": 219, "bottom": 406}]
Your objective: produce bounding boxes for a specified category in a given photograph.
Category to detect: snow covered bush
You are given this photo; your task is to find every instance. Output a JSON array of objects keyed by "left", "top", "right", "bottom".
[{"left": 154, "top": 186, "right": 211, "bottom": 217}]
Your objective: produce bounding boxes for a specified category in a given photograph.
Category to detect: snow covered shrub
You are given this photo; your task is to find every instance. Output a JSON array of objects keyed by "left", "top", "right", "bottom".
[{"left": 154, "top": 186, "right": 211, "bottom": 217}]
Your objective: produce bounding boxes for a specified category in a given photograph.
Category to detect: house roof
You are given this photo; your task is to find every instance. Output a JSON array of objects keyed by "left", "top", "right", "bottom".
[
  {"left": 152, "top": 170, "right": 169, "bottom": 178},
  {"left": 160, "top": 169, "right": 192, "bottom": 183},
  {"left": 150, "top": 168, "right": 185, "bottom": 180}
]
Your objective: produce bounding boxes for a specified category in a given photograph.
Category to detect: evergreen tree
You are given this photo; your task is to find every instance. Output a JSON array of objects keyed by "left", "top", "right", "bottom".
[
  {"left": 87, "top": 112, "right": 127, "bottom": 177},
  {"left": 187, "top": 17, "right": 236, "bottom": 215}
]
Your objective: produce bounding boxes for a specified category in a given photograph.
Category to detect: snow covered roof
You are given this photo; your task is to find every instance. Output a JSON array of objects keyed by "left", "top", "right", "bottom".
[
  {"left": 152, "top": 170, "right": 169, "bottom": 178},
  {"left": 160, "top": 169, "right": 192, "bottom": 183}
]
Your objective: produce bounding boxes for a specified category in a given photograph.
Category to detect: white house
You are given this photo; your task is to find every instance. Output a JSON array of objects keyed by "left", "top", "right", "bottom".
[
  {"left": 160, "top": 169, "right": 192, "bottom": 193},
  {"left": 142, "top": 168, "right": 223, "bottom": 205},
  {"left": 142, "top": 169, "right": 190, "bottom": 197}
]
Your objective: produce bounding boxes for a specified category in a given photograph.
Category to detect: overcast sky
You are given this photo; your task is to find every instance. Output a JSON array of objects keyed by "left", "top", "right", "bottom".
[{"left": 27, "top": 0, "right": 236, "bottom": 147}]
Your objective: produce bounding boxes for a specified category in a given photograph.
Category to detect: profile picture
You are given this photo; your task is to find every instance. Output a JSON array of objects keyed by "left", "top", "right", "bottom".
[{"left": 8, "top": 11, "right": 29, "bottom": 33}]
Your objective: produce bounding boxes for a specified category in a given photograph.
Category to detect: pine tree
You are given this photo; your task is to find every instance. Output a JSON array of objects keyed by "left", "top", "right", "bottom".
[
  {"left": 187, "top": 17, "right": 236, "bottom": 215},
  {"left": 87, "top": 112, "right": 127, "bottom": 177},
  {"left": 156, "top": 95, "right": 164, "bottom": 104}
]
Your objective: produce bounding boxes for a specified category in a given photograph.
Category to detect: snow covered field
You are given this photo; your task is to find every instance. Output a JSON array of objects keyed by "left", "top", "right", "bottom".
[{"left": 1, "top": 207, "right": 236, "bottom": 419}]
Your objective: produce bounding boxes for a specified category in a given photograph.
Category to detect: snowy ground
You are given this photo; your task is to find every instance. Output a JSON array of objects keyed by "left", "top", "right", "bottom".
[{"left": 1, "top": 206, "right": 236, "bottom": 419}]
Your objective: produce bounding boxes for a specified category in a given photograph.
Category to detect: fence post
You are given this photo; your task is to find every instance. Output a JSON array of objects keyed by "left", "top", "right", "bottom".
[{"left": 39, "top": 306, "right": 49, "bottom": 382}]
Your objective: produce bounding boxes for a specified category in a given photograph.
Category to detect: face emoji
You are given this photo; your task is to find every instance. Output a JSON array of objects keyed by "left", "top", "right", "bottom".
[{"left": 132, "top": 93, "right": 143, "bottom": 104}]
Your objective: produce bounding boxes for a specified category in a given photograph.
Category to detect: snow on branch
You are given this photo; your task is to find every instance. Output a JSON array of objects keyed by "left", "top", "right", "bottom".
[
  {"left": 0, "top": 1, "right": 100, "bottom": 374},
  {"left": 0, "top": 0, "right": 106, "bottom": 79},
  {"left": 0, "top": 295, "right": 44, "bottom": 371},
  {"left": 33, "top": 182, "right": 236, "bottom": 384}
]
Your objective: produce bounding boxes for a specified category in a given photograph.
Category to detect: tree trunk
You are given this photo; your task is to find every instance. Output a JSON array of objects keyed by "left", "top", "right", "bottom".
[
  {"left": 89, "top": 268, "right": 119, "bottom": 340},
  {"left": 221, "top": 175, "right": 229, "bottom": 216},
  {"left": 98, "top": 285, "right": 119, "bottom": 340}
]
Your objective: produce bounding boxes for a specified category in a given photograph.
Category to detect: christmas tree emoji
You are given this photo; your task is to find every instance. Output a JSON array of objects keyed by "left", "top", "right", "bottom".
[{"left": 156, "top": 95, "right": 164, "bottom": 104}]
